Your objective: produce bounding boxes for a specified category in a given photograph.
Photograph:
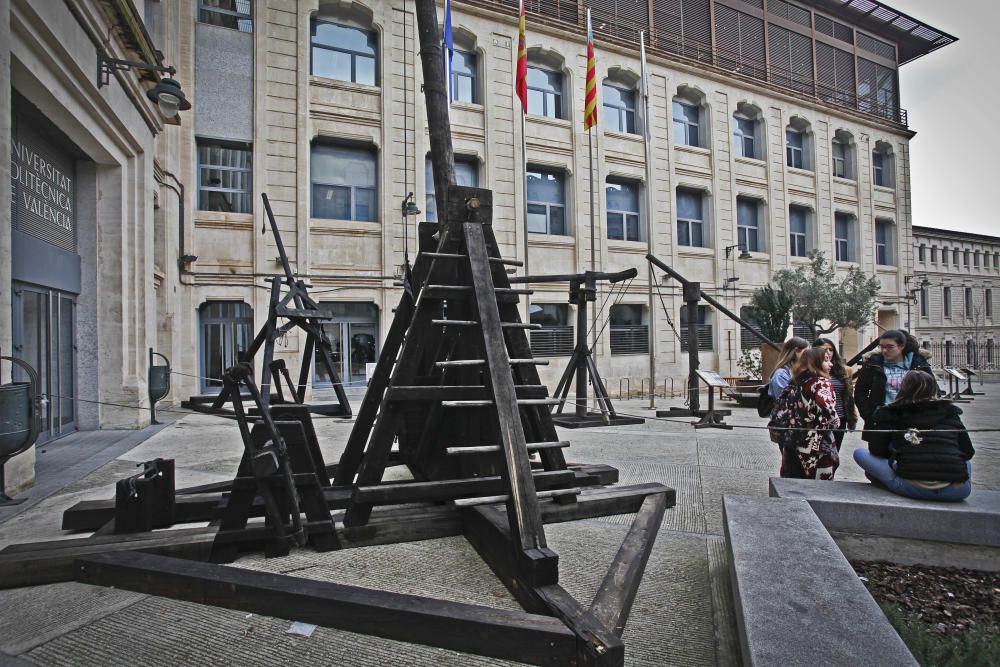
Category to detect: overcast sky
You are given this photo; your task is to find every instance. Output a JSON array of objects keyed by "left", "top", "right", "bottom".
[{"left": 897, "top": 0, "right": 998, "bottom": 236}]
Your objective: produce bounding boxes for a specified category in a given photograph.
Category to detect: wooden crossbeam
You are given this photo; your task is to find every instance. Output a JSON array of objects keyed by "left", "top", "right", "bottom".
[
  {"left": 74, "top": 552, "right": 578, "bottom": 666},
  {"left": 446, "top": 441, "right": 570, "bottom": 455}
]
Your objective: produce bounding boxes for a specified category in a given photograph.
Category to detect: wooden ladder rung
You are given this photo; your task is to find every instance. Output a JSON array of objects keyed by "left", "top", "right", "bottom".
[
  {"left": 423, "top": 252, "right": 466, "bottom": 260},
  {"left": 510, "top": 358, "right": 548, "bottom": 365},
  {"left": 494, "top": 288, "right": 532, "bottom": 295},
  {"left": 452, "top": 488, "right": 580, "bottom": 508},
  {"left": 516, "top": 398, "right": 562, "bottom": 406},
  {"left": 493, "top": 257, "right": 524, "bottom": 267},
  {"left": 441, "top": 398, "right": 559, "bottom": 408},
  {"left": 434, "top": 358, "right": 547, "bottom": 368},
  {"left": 431, "top": 319, "right": 477, "bottom": 327},
  {"left": 446, "top": 440, "right": 570, "bottom": 455}
]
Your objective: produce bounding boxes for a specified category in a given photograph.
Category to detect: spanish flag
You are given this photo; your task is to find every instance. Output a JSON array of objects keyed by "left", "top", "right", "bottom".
[
  {"left": 584, "top": 9, "right": 597, "bottom": 131},
  {"left": 515, "top": 0, "right": 528, "bottom": 112}
]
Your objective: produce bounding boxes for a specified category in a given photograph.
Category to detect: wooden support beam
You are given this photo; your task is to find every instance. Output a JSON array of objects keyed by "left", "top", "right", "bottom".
[
  {"left": 589, "top": 492, "right": 668, "bottom": 637},
  {"left": 453, "top": 488, "right": 579, "bottom": 508},
  {"left": 388, "top": 386, "right": 547, "bottom": 401},
  {"left": 446, "top": 441, "right": 570, "bottom": 455},
  {"left": 74, "top": 551, "right": 578, "bottom": 666},
  {"left": 353, "top": 470, "right": 576, "bottom": 505}
]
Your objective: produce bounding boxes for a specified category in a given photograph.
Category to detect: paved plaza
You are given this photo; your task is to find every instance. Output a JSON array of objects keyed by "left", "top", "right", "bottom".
[{"left": 1, "top": 386, "right": 998, "bottom": 666}]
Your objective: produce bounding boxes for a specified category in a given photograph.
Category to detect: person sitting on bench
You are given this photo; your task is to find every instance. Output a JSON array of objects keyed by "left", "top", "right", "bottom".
[{"left": 853, "top": 370, "right": 975, "bottom": 502}]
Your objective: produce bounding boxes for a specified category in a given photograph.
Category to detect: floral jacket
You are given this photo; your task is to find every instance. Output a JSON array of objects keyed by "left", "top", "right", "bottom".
[{"left": 769, "top": 374, "right": 841, "bottom": 479}]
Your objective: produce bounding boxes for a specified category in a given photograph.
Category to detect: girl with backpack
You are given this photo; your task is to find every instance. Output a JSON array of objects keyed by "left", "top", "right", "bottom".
[
  {"left": 813, "top": 338, "right": 857, "bottom": 451},
  {"left": 769, "top": 346, "right": 840, "bottom": 480},
  {"left": 853, "top": 370, "right": 974, "bottom": 502},
  {"left": 758, "top": 337, "right": 809, "bottom": 418}
]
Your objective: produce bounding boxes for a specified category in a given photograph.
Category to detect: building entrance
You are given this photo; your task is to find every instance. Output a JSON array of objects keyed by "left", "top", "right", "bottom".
[
  {"left": 11, "top": 282, "right": 77, "bottom": 442},
  {"left": 314, "top": 302, "right": 378, "bottom": 389}
]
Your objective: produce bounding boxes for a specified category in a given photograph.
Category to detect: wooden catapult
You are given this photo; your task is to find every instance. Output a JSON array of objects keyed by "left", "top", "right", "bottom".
[
  {"left": 0, "top": 187, "right": 674, "bottom": 665},
  {"left": 0, "top": 5, "right": 672, "bottom": 661},
  {"left": 510, "top": 269, "right": 645, "bottom": 428},
  {"left": 184, "top": 193, "right": 352, "bottom": 419}
]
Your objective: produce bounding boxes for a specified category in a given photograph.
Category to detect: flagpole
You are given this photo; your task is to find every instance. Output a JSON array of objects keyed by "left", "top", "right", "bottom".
[
  {"left": 515, "top": 0, "right": 530, "bottom": 323},
  {"left": 520, "top": 102, "right": 530, "bottom": 323},
  {"left": 641, "top": 31, "right": 657, "bottom": 410},
  {"left": 585, "top": 8, "right": 598, "bottom": 410}
]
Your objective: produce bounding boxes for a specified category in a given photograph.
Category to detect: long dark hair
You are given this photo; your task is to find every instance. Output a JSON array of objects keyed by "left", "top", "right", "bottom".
[
  {"left": 814, "top": 338, "right": 848, "bottom": 380},
  {"left": 771, "top": 337, "right": 809, "bottom": 379},
  {"left": 893, "top": 370, "right": 939, "bottom": 404}
]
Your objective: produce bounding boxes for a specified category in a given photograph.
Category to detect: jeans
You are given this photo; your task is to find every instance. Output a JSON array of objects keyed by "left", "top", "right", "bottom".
[{"left": 852, "top": 449, "right": 972, "bottom": 502}]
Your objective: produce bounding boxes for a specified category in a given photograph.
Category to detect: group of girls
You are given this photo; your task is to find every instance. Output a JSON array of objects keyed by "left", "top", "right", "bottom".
[{"left": 765, "top": 330, "right": 975, "bottom": 502}]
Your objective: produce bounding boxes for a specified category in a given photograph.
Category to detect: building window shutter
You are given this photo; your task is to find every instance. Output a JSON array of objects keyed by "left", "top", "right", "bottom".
[
  {"left": 768, "top": 23, "right": 813, "bottom": 94},
  {"left": 816, "top": 42, "right": 855, "bottom": 106},
  {"left": 653, "top": 0, "right": 712, "bottom": 63},
  {"left": 715, "top": 4, "right": 766, "bottom": 80},
  {"left": 591, "top": 0, "right": 649, "bottom": 44}
]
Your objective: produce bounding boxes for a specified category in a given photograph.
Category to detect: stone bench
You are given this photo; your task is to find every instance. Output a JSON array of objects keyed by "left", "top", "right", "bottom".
[
  {"left": 723, "top": 495, "right": 917, "bottom": 667},
  {"left": 770, "top": 479, "right": 1000, "bottom": 548}
]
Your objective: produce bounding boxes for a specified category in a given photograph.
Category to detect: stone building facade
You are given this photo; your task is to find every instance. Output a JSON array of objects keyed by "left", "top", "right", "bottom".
[
  {"left": 2, "top": 0, "right": 958, "bottom": 493},
  {"left": 911, "top": 226, "right": 1000, "bottom": 371}
]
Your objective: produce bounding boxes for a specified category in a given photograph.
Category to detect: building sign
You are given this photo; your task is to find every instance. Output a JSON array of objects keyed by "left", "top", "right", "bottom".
[{"left": 10, "top": 114, "right": 76, "bottom": 252}]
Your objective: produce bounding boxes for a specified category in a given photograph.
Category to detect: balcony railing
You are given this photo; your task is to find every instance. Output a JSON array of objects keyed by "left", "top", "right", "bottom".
[{"left": 467, "top": 0, "right": 908, "bottom": 127}]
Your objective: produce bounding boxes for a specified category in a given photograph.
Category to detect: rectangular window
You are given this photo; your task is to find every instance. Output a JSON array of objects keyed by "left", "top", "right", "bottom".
[
  {"left": 311, "top": 21, "right": 377, "bottom": 85},
  {"left": 789, "top": 206, "right": 808, "bottom": 257},
  {"left": 966, "top": 288, "right": 973, "bottom": 318},
  {"left": 610, "top": 304, "right": 648, "bottom": 355},
  {"left": 931, "top": 246, "right": 938, "bottom": 263},
  {"left": 954, "top": 249, "right": 960, "bottom": 266},
  {"left": 679, "top": 304, "right": 713, "bottom": 352},
  {"left": 832, "top": 140, "right": 848, "bottom": 178},
  {"left": 451, "top": 50, "right": 477, "bottom": 104},
  {"left": 673, "top": 100, "right": 701, "bottom": 147},
  {"left": 964, "top": 250, "right": 971, "bottom": 267},
  {"left": 987, "top": 289, "right": 993, "bottom": 318},
  {"left": 198, "top": 0, "right": 253, "bottom": 32},
  {"left": 736, "top": 197, "right": 760, "bottom": 252},
  {"left": 526, "top": 168, "right": 566, "bottom": 235},
  {"left": 733, "top": 116, "right": 756, "bottom": 159},
  {"left": 920, "top": 287, "right": 929, "bottom": 318},
  {"left": 529, "top": 304, "right": 573, "bottom": 357},
  {"left": 786, "top": 129, "right": 804, "bottom": 169},
  {"left": 603, "top": 85, "right": 636, "bottom": 134},
  {"left": 918, "top": 245, "right": 926, "bottom": 262},
  {"left": 834, "top": 213, "right": 854, "bottom": 262},
  {"left": 311, "top": 143, "right": 378, "bottom": 221},
  {"left": 527, "top": 67, "right": 563, "bottom": 119},
  {"left": 676, "top": 189, "right": 705, "bottom": 247},
  {"left": 425, "top": 156, "right": 478, "bottom": 222},
  {"left": 875, "top": 221, "right": 893, "bottom": 265},
  {"left": 974, "top": 251, "right": 981, "bottom": 268},
  {"left": 606, "top": 180, "right": 641, "bottom": 242},
  {"left": 197, "top": 140, "right": 253, "bottom": 213},
  {"left": 944, "top": 287, "right": 952, "bottom": 317}
]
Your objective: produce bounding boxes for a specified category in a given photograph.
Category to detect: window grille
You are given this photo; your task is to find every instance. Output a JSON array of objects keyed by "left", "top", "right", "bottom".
[
  {"left": 610, "top": 304, "right": 649, "bottom": 355},
  {"left": 199, "top": 0, "right": 253, "bottom": 32},
  {"left": 197, "top": 140, "right": 253, "bottom": 214},
  {"left": 529, "top": 304, "right": 574, "bottom": 357},
  {"left": 680, "top": 305, "right": 713, "bottom": 351}
]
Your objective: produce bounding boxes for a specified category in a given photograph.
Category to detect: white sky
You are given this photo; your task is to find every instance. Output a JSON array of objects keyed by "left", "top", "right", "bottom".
[{"left": 897, "top": 0, "right": 999, "bottom": 237}]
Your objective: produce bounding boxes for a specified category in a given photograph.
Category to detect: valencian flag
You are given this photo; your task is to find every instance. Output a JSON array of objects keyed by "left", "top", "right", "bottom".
[
  {"left": 583, "top": 9, "right": 597, "bottom": 130},
  {"left": 515, "top": 0, "right": 528, "bottom": 112}
]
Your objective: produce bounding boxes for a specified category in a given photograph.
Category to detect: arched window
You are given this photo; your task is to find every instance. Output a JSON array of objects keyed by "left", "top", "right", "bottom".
[
  {"left": 449, "top": 29, "right": 480, "bottom": 104},
  {"left": 526, "top": 49, "right": 566, "bottom": 119},
  {"left": 311, "top": 6, "right": 378, "bottom": 86},
  {"left": 672, "top": 85, "right": 707, "bottom": 148},
  {"left": 831, "top": 129, "right": 855, "bottom": 180},
  {"left": 733, "top": 102, "right": 764, "bottom": 160},
  {"left": 785, "top": 116, "right": 812, "bottom": 170},
  {"left": 603, "top": 70, "right": 639, "bottom": 134},
  {"left": 872, "top": 140, "right": 894, "bottom": 187}
]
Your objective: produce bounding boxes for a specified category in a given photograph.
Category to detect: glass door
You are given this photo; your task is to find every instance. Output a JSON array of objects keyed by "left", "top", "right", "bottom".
[
  {"left": 198, "top": 301, "right": 253, "bottom": 393},
  {"left": 12, "top": 283, "right": 77, "bottom": 442},
  {"left": 314, "top": 302, "right": 378, "bottom": 389}
]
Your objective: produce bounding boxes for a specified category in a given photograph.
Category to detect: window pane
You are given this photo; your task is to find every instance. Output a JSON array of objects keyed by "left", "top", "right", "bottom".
[
  {"left": 527, "top": 88, "right": 545, "bottom": 115},
  {"left": 312, "top": 47, "right": 352, "bottom": 80},
  {"left": 527, "top": 204, "right": 548, "bottom": 233},
  {"left": 549, "top": 206, "right": 565, "bottom": 235},
  {"left": 606, "top": 181, "right": 638, "bottom": 212},
  {"left": 691, "top": 222, "right": 704, "bottom": 247},
  {"left": 737, "top": 200, "right": 757, "bottom": 229},
  {"left": 453, "top": 50, "right": 476, "bottom": 76},
  {"left": 626, "top": 214, "right": 640, "bottom": 241},
  {"left": 313, "top": 22, "right": 376, "bottom": 55},
  {"left": 678, "top": 221, "right": 690, "bottom": 246},
  {"left": 688, "top": 125, "right": 700, "bottom": 147},
  {"left": 312, "top": 184, "right": 351, "bottom": 219},
  {"left": 676, "top": 191, "right": 702, "bottom": 220},
  {"left": 607, "top": 212, "right": 624, "bottom": 240},
  {"left": 355, "top": 55, "right": 376, "bottom": 86},
  {"left": 673, "top": 119, "right": 687, "bottom": 145},
  {"left": 527, "top": 171, "right": 563, "bottom": 204},
  {"left": 455, "top": 159, "right": 478, "bottom": 187},
  {"left": 312, "top": 144, "right": 377, "bottom": 188},
  {"left": 355, "top": 187, "right": 376, "bottom": 222},
  {"left": 455, "top": 74, "right": 474, "bottom": 103}
]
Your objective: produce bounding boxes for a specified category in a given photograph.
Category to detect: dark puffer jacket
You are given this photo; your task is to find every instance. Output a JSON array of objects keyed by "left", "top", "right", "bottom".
[
  {"left": 865, "top": 400, "right": 974, "bottom": 482},
  {"left": 855, "top": 349, "right": 933, "bottom": 441}
]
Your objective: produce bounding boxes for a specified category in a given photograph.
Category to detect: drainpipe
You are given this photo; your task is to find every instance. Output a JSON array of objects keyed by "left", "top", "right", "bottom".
[{"left": 154, "top": 169, "right": 196, "bottom": 281}]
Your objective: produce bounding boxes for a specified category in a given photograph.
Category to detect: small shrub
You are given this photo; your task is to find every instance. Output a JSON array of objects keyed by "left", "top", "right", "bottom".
[{"left": 881, "top": 603, "right": 1000, "bottom": 667}]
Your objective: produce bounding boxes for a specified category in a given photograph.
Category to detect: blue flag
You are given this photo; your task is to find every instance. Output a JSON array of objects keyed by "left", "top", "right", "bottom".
[{"left": 443, "top": 0, "right": 454, "bottom": 102}]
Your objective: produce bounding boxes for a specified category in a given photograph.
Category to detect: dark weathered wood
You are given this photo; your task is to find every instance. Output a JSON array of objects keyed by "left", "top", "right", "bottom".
[
  {"left": 75, "top": 551, "right": 577, "bottom": 666},
  {"left": 354, "top": 470, "right": 576, "bottom": 505},
  {"left": 414, "top": 0, "right": 455, "bottom": 217},
  {"left": 388, "top": 385, "right": 548, "bottom": 401},
  {"left": 589, "top": 492, "right": 667, "bottom": 636},
  {"left": 464, "top": 220, "right": 549, "bottom": 563}
]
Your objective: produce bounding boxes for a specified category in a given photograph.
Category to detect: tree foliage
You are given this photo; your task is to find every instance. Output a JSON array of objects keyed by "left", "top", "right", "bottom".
[
  {"left": 773, "top": 250, "right": 882, "bottom": 338},
  {"left": 748, "top": 284, "right": 794, "bottom": 341}
]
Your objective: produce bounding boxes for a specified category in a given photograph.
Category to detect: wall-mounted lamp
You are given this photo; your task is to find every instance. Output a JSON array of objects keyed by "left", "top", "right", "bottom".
[
  {"left": 725, "top": 244, "right": 753, "bottom": 261},
  {"left": 97, "top": 49, "right": 191, "bottom": 119},
  {"left": 401, "top": 192, "right": 421, "bottom": 217}
]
